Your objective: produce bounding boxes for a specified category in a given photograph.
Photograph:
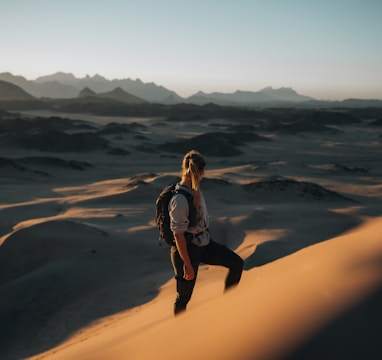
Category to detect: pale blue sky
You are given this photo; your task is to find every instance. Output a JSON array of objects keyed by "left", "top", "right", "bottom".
[{"left": 1, "top": 0, "right": 381, "bottom": 99}]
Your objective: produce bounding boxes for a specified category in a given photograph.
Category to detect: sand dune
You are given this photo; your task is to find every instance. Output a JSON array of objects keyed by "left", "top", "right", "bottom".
[
  {"left": 85, "top": 217, "right": 382, "bottom": 360},
  {"left": 1, "top": 108, "right": 382, "bottom": 359}
]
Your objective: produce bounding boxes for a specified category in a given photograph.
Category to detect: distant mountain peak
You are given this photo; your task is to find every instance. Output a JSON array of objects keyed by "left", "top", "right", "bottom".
[
  {"left": 261, "top": 86, "right": 297, "bottom": 94},
  {"left": 100, "top": 87, "right": 147, "bottom": 104},
  {"left": 35, "top": 72, "right": 77, "bottom": 83},
  {"left": 77, "top": 86, "right": 147, "bottom": 104},
  {"left": 89, "top": 74, "right": 107, "bottom": 81},
  {"left": 259, "top": 86, "right": 313, "bottom": 102},
  {"left": 110, "top": 87, "right": 125, "bottom": 93},
  {"left": 78, "top": 87, "right": 97, "bottom": 98}
]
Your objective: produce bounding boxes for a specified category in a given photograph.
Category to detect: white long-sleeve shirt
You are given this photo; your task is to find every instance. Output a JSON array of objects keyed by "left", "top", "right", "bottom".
[{"left": 169, "top": 184, "right": 210, "bottom": 246}]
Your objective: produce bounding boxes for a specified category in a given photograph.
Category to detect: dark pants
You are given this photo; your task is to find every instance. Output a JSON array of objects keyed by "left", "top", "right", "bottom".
[{"left": 170, "top": 239, "right": 243, "bottom": 315}]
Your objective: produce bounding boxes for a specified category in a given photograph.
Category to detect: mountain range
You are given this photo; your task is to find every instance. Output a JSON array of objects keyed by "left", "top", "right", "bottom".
[
  {"left": 1, "top": 72, "right": 381, "bottom": 108},
  {"left": 0, "top": 72, "right": 314, "bottom": 105}
]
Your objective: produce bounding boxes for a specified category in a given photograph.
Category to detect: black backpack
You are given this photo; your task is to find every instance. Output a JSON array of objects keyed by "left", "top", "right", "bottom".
[{"left": 155, "top": 183, "right": 196, "bottom": 245}]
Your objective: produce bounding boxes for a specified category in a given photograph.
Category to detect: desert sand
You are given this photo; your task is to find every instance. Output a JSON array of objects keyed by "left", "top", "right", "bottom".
[{"left": 1, "top": 108, "right": 382, "bottom": 360}]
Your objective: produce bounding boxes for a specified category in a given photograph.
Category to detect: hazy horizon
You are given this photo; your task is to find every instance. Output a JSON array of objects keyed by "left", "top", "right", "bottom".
[{"left": 1, "top": 0, "right": 381, "bottom": 101}]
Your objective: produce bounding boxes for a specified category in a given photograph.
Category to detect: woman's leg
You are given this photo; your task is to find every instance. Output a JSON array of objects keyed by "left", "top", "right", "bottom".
[
  {"left": 203, "top": 239, "right": 243, "bottom": 290},
  {"left": 170, "top": 244, "right": 201, "bottom": 315}
]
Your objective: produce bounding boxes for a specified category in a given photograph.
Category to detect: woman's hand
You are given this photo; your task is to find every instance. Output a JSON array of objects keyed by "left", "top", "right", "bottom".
[{"left": 183, "top": 263, "right": 195, "bottom": 281}]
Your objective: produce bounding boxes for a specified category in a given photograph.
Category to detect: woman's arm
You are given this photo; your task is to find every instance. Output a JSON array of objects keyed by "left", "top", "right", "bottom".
[{"left": 174, "top": 232, "right": 194, "bottom": 280}]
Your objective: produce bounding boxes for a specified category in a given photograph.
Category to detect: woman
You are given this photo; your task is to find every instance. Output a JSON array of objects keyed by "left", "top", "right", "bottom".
[{"left": 169, "top": 150, "right": 244, "bottom": 315}]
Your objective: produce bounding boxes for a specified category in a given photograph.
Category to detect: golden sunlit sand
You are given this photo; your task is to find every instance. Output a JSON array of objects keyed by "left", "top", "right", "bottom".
[{"left": 1, "top": 109, "right": 382, "bottom": 360}]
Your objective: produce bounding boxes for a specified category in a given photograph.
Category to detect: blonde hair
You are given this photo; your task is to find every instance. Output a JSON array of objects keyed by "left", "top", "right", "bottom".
[{"left": 181, "top": 150, "right": 206, "bottom": 211}]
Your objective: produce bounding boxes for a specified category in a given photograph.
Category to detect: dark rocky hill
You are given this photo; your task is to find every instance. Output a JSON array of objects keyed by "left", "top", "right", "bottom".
[{"left": 0, "top": 80, "right": 35, "bottom": 100}]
